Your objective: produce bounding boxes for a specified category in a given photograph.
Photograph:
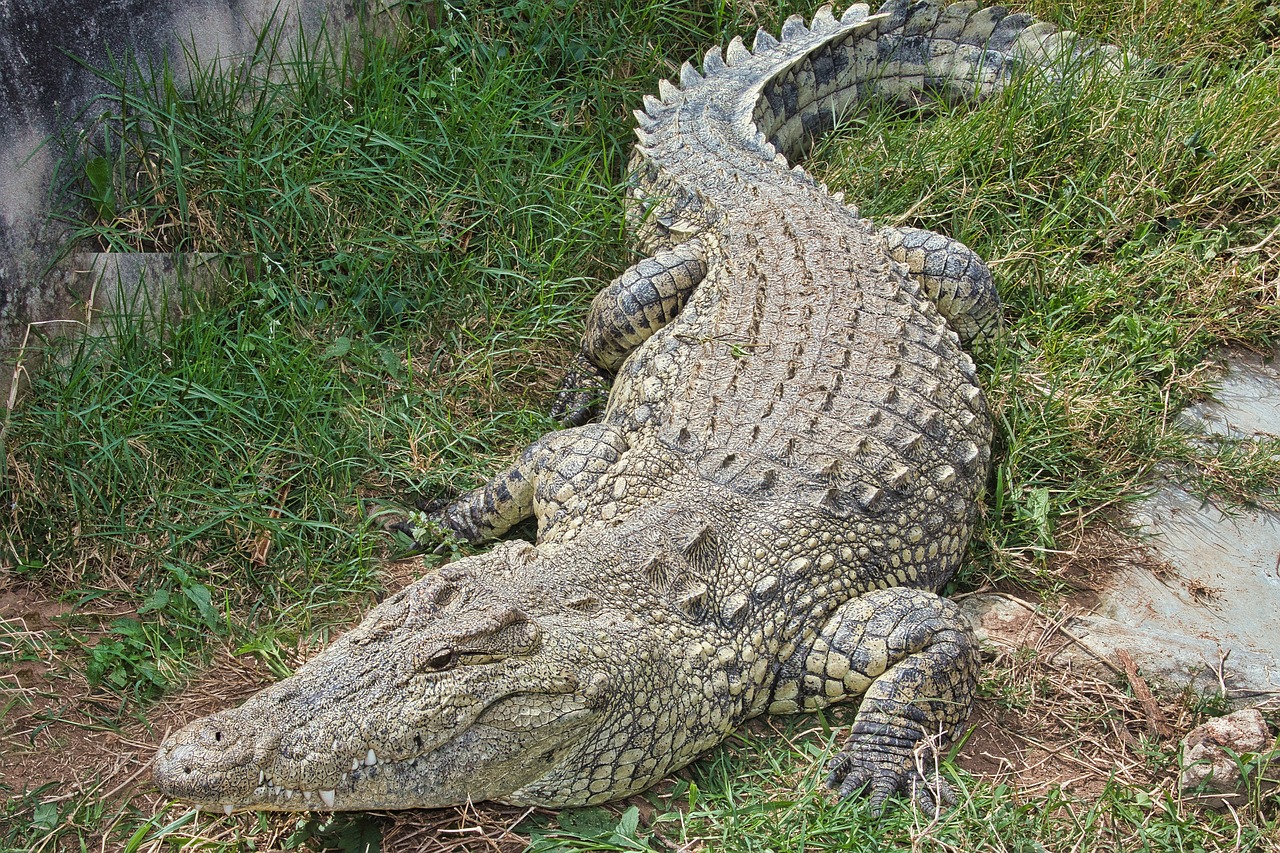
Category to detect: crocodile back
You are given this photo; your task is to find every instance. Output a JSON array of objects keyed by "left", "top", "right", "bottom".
[{"left": 597, "top": 0, "right": 1053, "bottom": 591}]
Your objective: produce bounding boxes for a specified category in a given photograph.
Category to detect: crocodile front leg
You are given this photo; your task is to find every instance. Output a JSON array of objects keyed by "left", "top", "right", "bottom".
[
  {"left": 766, "top": 587, "right": 978, "bottom": 814},
  {"left": 435, "top": 423, "right": 630, "bottom": 543},
  {"left": 553, "top": 239, "right": 707, "bottom": 425}
]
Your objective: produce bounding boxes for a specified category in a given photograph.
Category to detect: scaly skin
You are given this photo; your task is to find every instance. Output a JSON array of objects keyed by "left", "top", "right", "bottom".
[{"left": 154, "top": 0, "right": 1123, "bottom": 814}]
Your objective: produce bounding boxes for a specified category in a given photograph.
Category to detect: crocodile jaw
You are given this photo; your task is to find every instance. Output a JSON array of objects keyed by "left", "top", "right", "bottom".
[
  {"left": 153, "top": 697, "right": 596, "bottom": 812},
  {"left": 153, "top": 553, "right": 602, "bottom": 812}
]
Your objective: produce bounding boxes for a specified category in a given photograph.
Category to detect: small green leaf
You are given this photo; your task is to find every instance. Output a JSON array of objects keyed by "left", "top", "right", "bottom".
[
  {"left": 556, "top": 807, "right": 616, "bottom": 837},
  {"left": 323, "top": 336, "right": 352, "bottom": 359},
  {"left": 377, "top": 345, "right": 404, "bottom": 377},
  {"left": 615, "top": 806, "right": 639, "bottom": 839},
  {"left": 184, "top": 582, "right": 217, "bottom": 627},
  {"left": 83, "top": 156, "right": 117, "bottom": 219},
  {"left": 84, "top": 157, "right": 111, "bottom": 195},
  {"left": 137, "top": 588, "right": 171, "bottom": 614},
  {"left": 32, "top": 800, "right": 58, "bottom": 830}
]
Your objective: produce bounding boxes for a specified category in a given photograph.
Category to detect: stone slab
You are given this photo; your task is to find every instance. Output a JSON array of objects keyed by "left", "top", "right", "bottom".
[{"left": 966, "top": 349, "right": 1280, "bottom": 704}]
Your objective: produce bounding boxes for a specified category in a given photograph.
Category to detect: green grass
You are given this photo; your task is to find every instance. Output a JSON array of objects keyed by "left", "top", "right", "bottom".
[{"left": 1, "top": 0, "right": 1278, "bottom": 850}]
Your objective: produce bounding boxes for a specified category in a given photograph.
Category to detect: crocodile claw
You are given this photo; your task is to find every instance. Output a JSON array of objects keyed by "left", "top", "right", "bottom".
[
  {"left": 825, "top": 740, "right": 954, "bottom": 815},
  {"left": 365, "top": 498, "right": 465, "bottom": 558},
  {"left": 551, "top": 352, "right": 612, "bottom": 426}
]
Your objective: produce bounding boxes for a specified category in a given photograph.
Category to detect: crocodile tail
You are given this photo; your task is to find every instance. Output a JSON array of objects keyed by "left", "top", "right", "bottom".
[{"left": 633, "top": 0, "right": 1127, "bottom": 167}]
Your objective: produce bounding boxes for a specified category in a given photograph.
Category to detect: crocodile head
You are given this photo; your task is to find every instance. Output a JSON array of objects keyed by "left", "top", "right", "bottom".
[{"left": 153, "top": 541, "right": 620, "bottom": 812}]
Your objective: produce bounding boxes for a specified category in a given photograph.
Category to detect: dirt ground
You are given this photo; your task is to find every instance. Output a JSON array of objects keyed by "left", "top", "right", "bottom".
[{"left": 0, "top": 541, "right": 1253, "bottom": 852}]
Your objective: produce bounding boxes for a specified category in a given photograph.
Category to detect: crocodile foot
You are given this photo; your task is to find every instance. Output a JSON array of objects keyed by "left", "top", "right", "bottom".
[
  {"left": 364, "top": 497, "right": 465, "bottom": 557},
  {"left": 825, "top": 736, "right": 956, "bottom": 816}
]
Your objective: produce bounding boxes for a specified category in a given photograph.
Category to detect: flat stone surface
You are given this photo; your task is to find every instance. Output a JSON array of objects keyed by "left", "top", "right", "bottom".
[
  {"left": 1107, "top": 350, "right": 1280, "bottom": 699},
  {"left": 0, "top": 0, "right": 364, "bottom": 401},
  {"left": 1179, "top": 349, "right": 1280, "bottom": 442},
  {"left": 1116, "top": 485, "right": 1280, "bottom": 660},
  {"left": 962, "top": 593, "right": 1280, "bottom": 699},
  {"left": 966, "top": 350, "right": 1280, "bottom": 704}
]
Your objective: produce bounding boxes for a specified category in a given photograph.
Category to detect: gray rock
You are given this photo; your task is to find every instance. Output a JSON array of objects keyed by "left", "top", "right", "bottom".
[
  {"left": 1179, "top": 349, "right": 1280, "bottom": 443},
  {"left": 1, "top": 0, "right": 364, "bottom": 401},
  {"left": 1179, "top": 708, "right": 1278, "bottom": 806},
  {"left": 959, "top": 592, "right": 1280, "bottom": 699}
]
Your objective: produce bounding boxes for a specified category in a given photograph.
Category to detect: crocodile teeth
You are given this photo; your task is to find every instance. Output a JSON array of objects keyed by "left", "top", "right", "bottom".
[
  {"left": 365, "top": 749, "right": 378, "bottom": 766},
  {"left": 222, "top": 804, "right": 234, "bottom": 816},
  {"left": 319, "top": 789, "right": 336, "bottom": 808},
  {"left": 352, "top": 757, "right": 361, "bottom": 771}
]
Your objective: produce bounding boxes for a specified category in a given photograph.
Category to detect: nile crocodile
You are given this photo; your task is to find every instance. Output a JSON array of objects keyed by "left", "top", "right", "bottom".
[{"left": 154, "top": 0, "right": 1121, "bottom": 815}]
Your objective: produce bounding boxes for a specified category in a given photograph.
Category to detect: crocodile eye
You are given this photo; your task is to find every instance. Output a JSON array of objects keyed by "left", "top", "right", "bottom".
[{"left": 416, "top": 650, "right": 457, "bottom": 672}]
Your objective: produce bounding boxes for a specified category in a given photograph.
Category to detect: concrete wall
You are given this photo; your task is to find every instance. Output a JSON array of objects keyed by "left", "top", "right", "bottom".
[{"left": 0, "top": 0, "right": 365, "bottom": 396}]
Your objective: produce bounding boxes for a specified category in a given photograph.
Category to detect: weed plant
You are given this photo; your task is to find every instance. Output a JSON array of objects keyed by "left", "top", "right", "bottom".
[{"left": 1, "top": 0, "right": 1277, "bottom": 850}]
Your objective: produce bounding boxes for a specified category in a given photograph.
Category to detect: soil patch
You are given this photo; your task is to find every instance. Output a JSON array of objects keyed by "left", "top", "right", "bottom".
[{"left": 0, "top": 544, "right": 1224, "bottom": 852}]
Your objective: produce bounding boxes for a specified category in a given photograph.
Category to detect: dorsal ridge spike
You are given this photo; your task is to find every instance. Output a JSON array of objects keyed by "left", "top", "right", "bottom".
[
  {"left": 641, "top": 94, "right": 663, "bottom": 116},
  {"left": 840, "top": 3, "right": 871, "bottom": 24},
  {"left": 677, "top": 521, "right": 715, "bottom": 561},
  {"left": 725, "top": 35, "right": 751, "bottom": 65},
  {"left": 657, "top": 78, "right": 681, "bottom": 103},
  {"left": 811, "top": 5, "right": 839, "bottom": 33},
  {"left": 753, "top": 27, "right": 779, "bottom": 52},
  {"left": 679, "top": 61, "right": 703, "bottom": 88},
  {"left": 641, "top": 554, "right": 670, "bottom": 590},
  {"left": 703, "top": 44, "right": 726, "bottom": 74},
  {"left": 780, "top": 14, "right": 808, "bottom": 40}
]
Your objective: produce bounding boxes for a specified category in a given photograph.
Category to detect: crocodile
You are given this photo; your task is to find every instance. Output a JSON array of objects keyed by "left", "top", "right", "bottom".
[{"left": 154, "top": 0, "right": 1121, "bottom": 815}]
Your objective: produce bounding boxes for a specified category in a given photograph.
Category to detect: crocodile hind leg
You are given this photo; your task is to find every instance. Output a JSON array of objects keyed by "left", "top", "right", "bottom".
[
  {"left": 434, "top": 423, "right": 630, "bottom": 543},
  {"left": 766, "top": 587, "right": 978, "bottom": 813},
  {"left": 881, "top": 225, "right": 1001, "bottom": 352},
  {"left": 553, "top": 239, "right": 707, "bottom": 425}
]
